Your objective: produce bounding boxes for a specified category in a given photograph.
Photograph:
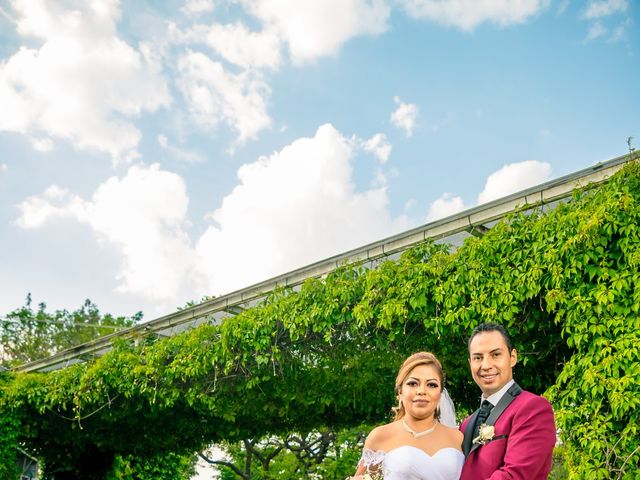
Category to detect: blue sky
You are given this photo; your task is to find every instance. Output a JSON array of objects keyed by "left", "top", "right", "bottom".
[{"left": 0, "top": 0, "right": 638, "bottom": 321}]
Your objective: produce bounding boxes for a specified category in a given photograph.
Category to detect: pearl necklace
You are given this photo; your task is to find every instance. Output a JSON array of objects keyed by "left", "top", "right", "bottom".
[{"left": 402, "top": 418, "right": 438, "bottom": 438}]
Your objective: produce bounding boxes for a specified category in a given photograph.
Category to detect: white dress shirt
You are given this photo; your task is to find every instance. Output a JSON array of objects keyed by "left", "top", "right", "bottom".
[{"left": 482, "top": 378, "right": 515, "bottom": 408}]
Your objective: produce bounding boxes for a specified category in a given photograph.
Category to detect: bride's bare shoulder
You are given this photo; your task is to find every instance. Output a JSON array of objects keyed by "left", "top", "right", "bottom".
[
  {"left": 440, "top": 424, "right": 464, "bottom": 445},
  {"left": 365, "top": 421, "right": 398, "bottom": 449}
]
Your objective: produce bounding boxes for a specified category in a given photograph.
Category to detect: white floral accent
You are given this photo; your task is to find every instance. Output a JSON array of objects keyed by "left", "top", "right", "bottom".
[{"left": 473, "top": 424, "right": 495, "bottom": 445}]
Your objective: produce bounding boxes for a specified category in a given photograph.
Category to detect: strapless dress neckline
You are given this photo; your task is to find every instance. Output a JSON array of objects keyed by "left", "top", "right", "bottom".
[{"left": 360, "top": 445, "right": 464, "bottom": 480}]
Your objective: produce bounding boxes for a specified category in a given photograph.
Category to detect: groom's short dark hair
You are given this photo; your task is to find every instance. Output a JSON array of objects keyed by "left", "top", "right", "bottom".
[{"left": 468, "top": 322, "right": 514, "bottom": 353}]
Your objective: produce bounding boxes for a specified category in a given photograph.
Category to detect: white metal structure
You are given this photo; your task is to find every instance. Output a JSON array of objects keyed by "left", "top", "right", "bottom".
[{"left": 15, "top": 153, "right": 634, "bottom": 373}]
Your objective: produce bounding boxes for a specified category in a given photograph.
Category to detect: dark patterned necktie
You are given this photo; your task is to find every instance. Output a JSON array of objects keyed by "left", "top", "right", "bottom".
[{"left": 473, "top": 400, "right": 494, "bottom": 438}]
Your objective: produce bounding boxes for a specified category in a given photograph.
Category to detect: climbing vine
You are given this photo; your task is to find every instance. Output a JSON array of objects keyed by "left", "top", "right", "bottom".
[{"left": 1, "top": 157, "right": 638, "bottom": 479}]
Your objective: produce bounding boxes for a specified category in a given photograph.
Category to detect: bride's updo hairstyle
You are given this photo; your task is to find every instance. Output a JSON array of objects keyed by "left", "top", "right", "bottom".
[{"left": 392, "top": 352, "right": 444, "bottom": 421}]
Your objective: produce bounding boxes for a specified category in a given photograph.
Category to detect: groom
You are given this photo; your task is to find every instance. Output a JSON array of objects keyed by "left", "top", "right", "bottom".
[{"left": 460, "top": 323, "right": 556, "bottom": 479}]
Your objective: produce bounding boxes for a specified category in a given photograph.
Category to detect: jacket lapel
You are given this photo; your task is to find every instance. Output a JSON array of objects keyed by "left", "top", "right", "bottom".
[
  {"left": 466, "top": 382, "right": 523, "bottom": 456},
  {"left": 462, "top": 409, "right": 480, "bottom": 456}
]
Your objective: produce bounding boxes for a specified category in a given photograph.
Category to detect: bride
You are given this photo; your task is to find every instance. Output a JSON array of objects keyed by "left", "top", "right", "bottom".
[{"left": 351, "top": 352, "right": 464, "bottom": 480}]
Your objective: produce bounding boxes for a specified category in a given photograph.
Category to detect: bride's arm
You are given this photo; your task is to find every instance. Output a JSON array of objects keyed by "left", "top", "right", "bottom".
[
  {"left": 353, "top": 453, "right": 383, "bottom": 475},
  {"left": 352, "top": 457, "right": 382, "bottom": 478},
  {"left": 354, "top": 459, "right": 368, "bottom": 476},
  {"left": 351, "top": 426, "right": 386, "bottom": 478}
]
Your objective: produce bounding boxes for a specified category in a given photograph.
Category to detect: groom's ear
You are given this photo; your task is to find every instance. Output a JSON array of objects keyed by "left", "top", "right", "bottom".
[{"left": 510, "top": 349, "right": 517, "bottom": 367}]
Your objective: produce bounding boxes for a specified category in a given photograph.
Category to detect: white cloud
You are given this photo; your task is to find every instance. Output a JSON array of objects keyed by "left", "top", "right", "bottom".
[
  {"left": 16, "top": 125, "right": 409, "bottom": 303},
  {"left": 426, "top": 193, "right": 465, "bottom": 222},
  {"left": 157, "top": 134, "right": 169, "bottom": 149},
  {"left": 0, "top": 0, "right": 170, "bottom": 163},
  {"left": 177, "top": 50, "right": 272, "bottom": 143},
  {"left": 16, "top": 185, "right": 88, "bottom": 229},
  {"left": 399, "top": 0, "right": 550, "bottom": 30},
  {"left": 404, "top": 198, "right": 417, "bottom": 212},
  {"left": 477, "top": 160, "right": 552, "bottom": 204},
  {"left": 196, "top": 123, "right": 409, "bottom": 295},
  {"left": 586, "top": 21, "right": 607, "bottom": 40},
  {"left": 362, "top": 133, "right": 392, "bottom": 164},
  {"left": 608, "top": 18, "right": 631, "bottom": 42},
  {"left": 17, "top": 165, "right": 200, "bottom": 300},
  {"left": 241, "top": 0, "right": 390, "bottom": 63},
  {"left": 0, "top": 163, "right": 7, "bottom": 173},
  {"left": 355, "top": 133, "right": 394, "bottom": 188},
  {"left": 181, "top": 0, "right": 215, "bottom": 17},
  {"left": 390, "top": 96, "right": 418, "bottom": 137},
  {"left": 157, "top": 134, "right": 203, "bottom": 163},
  {"left": 29, "top": 136, "right": 54, "bottom": 152},
  {"left": 424, "top": 160, "right": 553, "bottom": 223},
  {"left": 183, "top": 22, "right": 282, "bottom": 70},
  {"left": 581, "top": 1, "right": 630, "bottom": 44},
  {"left": 556, "top": 0, "right": 571, "bottom": 15},
  {"left": 583, "top": 0, "right": 628, "bottom": 19},
  {"left": 165, "top": 1, "right": 393, "bottom": 147}
]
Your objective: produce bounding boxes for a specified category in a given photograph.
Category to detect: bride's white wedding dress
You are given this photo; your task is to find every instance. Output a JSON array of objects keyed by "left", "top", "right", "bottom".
[{"left": 360, "top": 445, "right": 464, "bottom": 480}]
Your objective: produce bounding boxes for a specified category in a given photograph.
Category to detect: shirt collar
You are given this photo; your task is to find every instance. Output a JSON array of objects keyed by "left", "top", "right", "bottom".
[{"left": 482, "top": 379, "right": 515, "bottom": 407}]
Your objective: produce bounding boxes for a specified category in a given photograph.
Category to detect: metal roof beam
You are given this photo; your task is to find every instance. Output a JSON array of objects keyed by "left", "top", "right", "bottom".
[{"left": 14, "top": 153, "right": 634, "bottom": 373}]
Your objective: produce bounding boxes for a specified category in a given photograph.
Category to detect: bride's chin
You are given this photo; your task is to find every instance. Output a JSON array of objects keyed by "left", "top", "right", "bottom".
[{"left": 407, "top": 411, "right": 436, "bottom": 421}]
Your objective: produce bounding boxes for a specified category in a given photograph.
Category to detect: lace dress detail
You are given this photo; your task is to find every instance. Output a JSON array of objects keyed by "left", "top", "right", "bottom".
[
  {"left": 358, "top": 446, "right": 464, "bottom": 480},
  {"left": 360, "top": 448, "right": 386, "bottom": 472}
]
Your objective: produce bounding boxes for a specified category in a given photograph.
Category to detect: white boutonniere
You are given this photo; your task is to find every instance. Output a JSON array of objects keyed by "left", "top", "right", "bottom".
[{"left": 472, "top": 423, "right": 495, "bottom": 445}]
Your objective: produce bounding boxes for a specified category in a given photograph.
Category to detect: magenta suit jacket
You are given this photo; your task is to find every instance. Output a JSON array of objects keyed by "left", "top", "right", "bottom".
[{"left": 460, "top": 383, "right": 556, "bottom": 480}]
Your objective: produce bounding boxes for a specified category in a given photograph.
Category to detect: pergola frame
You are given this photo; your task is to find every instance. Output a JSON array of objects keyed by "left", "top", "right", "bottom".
[{"left": 15, "top": 153, "right": 634, "bottom": 373}]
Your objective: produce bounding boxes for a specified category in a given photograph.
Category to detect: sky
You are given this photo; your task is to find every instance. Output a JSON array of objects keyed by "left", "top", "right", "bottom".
[{"left": 1, "top": 0, "right": 639, "bottom": 322}]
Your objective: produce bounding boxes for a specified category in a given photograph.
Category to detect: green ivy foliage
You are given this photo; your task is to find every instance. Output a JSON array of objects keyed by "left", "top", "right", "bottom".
[
  {"left": 107, "top": 452, "right": 196, "bottom": 480},
  {"left": 0, "top": 371, "right": 20, "bottom": 479},
  {"left": 0, "top": 159, "right": 638, "bottom": 479}
]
